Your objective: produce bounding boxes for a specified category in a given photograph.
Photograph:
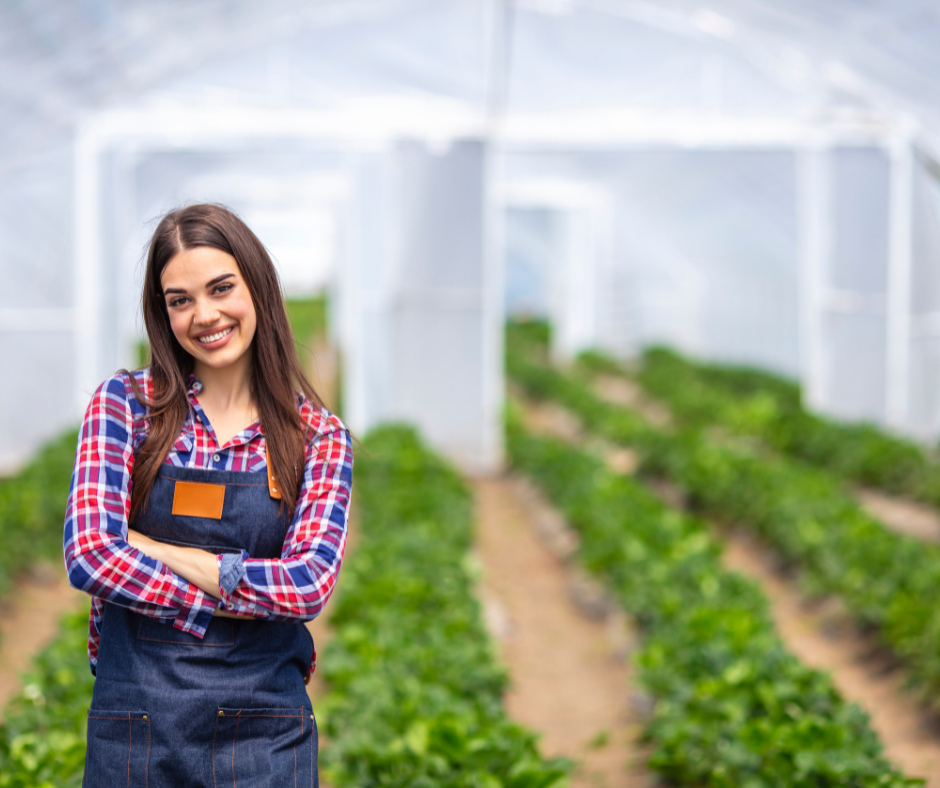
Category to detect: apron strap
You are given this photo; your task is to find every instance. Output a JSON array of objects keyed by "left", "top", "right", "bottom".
[{"left": 265, "top": 443, "right": 283, "bottom": 500}]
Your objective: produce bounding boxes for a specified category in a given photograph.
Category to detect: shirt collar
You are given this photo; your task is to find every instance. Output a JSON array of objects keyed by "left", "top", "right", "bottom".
[
  {"left": 187, "top": 374, "right": 203, "bottom": 398},
  {"left": 185, "top": 374, "right": 264, "bottom": 448}
]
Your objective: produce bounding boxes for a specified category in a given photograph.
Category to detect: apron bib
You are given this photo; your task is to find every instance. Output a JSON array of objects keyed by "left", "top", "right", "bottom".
[{"left": 83, "top": 463, "right": 317, "bottom": 788}]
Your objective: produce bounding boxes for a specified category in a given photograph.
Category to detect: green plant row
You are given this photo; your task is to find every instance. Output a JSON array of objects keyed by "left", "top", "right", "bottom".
[
  {"left": 0, "top": 429, "right": 78, "bottom": 597},
  {"left": 506, "top": 409, "right": 917, "bottom": 787},
  {"left": 599, "top": 345, "right": 940, "bottom": 506},
  {"left": 318, "top": 424, "right": 569, "bottom": 788},
  {"left": 0, "top": 607, "right": 95, "bottom": 787},
  {"left": 506, "top": 328, "right": 940, "bottom": 710}
]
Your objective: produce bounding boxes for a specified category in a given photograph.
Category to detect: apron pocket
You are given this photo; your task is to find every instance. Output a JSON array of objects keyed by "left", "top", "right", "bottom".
[
  {"left": 136, "top": 613, "right": 234, "bottom": 646},
  {"left": 83, "top": 710, "right": 151, "bottom": 788},
  {"left": 212, "top": 707, "right": 317, "bottom": 788}
]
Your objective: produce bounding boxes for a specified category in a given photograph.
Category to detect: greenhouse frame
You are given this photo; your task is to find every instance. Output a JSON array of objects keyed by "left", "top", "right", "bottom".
[{"left": 4, "top": 0, "right": 940, "bottom": 470}]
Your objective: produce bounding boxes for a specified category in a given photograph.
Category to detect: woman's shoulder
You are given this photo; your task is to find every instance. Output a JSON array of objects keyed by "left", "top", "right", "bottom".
[
  {"left": 294, "top": 391, "right": 349, "bottom": 441},
  {"left": 91, "top": 368, "right": 153, "bottom": 423}
]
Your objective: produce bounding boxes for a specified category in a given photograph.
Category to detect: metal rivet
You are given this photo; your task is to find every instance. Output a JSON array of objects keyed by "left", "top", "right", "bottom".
[
  {"left": 218, "top": 710, "right": 224, "bottom": 716},
  {"left": 272, "top": 487, "right": 278, "bottom": 492},
  {"left": 309, "top": 715, "right": 314, "bottom": 720},
  {"left": 213, "top": 453, "right": 221, "bottom": 463},
  {"left": 142, "top": 715, "right": 148, "bottom": 720}
]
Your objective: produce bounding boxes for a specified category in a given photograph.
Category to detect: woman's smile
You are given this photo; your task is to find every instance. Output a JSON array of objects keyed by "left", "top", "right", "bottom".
[{"left": 195, "top": 325, "right": 236, "bottom": 347}]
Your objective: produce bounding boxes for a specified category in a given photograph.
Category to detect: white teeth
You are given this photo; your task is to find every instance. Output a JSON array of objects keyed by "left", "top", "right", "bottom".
[{"left": 197, "top": 327, "right": 234, "bottom": 344}]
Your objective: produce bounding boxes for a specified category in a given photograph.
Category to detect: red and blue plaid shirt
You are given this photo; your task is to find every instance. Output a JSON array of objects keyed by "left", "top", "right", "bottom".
[{"left": 63, "top": 369, "right": 352, "bottom": 679}]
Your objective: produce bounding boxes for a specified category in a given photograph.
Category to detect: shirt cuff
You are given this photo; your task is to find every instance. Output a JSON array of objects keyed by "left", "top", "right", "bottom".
[
  {"left": 173, "top": 584, "right": 216, "bottom": 638},
  {"left": 218, "top": 550, "right": 250, "bottom": 605}
]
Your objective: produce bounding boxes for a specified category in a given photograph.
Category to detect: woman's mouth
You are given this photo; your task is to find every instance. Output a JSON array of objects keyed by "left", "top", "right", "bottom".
[{"left": 195, "top": 326, "right": 235, "bottom": 347}]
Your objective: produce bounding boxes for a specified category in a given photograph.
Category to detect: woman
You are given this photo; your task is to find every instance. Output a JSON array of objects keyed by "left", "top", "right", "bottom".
[{"left": 63, "top": 203, "right": 352, "bottom": 787}]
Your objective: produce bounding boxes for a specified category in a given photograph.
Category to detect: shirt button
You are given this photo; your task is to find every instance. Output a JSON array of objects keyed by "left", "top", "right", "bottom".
[{"left": 213, "top": 453, "right": 221, "bottom": 463}]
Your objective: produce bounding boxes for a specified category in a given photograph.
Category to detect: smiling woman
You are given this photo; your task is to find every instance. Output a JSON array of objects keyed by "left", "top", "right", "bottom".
[{"left": 62, "top": 203, "right": 353, "bottom": 788}]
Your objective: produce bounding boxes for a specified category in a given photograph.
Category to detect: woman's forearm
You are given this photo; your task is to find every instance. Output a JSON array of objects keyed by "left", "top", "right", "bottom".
[{"left": 127, "top": 529, "right": 252, "bottom": 617}]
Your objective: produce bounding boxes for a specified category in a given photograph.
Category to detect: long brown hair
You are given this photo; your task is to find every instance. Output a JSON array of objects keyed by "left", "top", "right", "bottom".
[{"left": 125, "top": 203, "right": 326, "bottom": 522}]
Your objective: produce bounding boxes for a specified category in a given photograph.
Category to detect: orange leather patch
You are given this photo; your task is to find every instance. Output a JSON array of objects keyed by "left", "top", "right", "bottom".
[{"left": 171, "top": 481, "right": 225, "bottom": 519}]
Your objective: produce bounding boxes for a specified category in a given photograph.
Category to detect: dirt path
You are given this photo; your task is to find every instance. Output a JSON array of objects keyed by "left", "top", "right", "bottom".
[
  {"left": 856, "top": 488, "right": 940, "bottom": 543},
  {"left": 720, "top": 531, "right": 940, "bottom": 784},
  {"left": 0, "top": 563, "right": 86, "bottom": 718},
  {"left": 472, "top": 476, "right": 654, "bottom": 788}
]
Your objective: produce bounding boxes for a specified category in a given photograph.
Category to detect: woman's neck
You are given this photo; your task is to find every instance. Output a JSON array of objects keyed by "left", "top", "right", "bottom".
[{"left": 193, "top": 349, "right": 255, "bottom": 415}]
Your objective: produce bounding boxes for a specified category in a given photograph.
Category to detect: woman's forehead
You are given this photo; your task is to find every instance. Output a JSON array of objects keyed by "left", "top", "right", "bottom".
[{"left": 161, "top": 247, "right": 240, "bottom": 288}]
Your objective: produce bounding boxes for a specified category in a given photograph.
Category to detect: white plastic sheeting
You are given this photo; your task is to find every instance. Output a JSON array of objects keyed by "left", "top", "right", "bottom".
[
  {"left": 7, "top": 0, "right": 940, "bottom": 469},
  {"left": 337, "top": 139, "right": 501, "bottom": 470}
]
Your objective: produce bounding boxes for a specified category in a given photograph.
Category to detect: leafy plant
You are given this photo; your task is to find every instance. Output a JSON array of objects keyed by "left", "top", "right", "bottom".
[
  {"left": 319, "top": 424, "right": 570, "bottom": 787},
  {"left": 0, "top": 607, "right": 94, "bottom": 788},
  {"left": 506, "top": 326, "right": 940, "bottom": 712},
  {"left": 506, "top": 412, "right": 917, "bottom": 786},
  {"left": 0, "top": 429, "right": 78, "bottom": 597},
  {"left": 634, "top": 347, "right": 938, "bottom": 504}
]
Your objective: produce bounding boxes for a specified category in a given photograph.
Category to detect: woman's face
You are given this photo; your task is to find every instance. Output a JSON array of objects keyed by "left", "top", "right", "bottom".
[{"left": 160, "top": 246, "right": 258, "bottom": 373}]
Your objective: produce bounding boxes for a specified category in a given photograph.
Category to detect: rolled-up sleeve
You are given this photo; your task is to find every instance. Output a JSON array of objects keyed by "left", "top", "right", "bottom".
[
  {"left": 216, "top": 416, "right": 352, "bottom": 620},
  {"left": 63, "top": 375, "right": 218, "bottom": 638}
]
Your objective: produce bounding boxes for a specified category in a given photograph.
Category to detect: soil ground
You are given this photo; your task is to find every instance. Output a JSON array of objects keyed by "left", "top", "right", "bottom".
[
  {"left": 856, "top": 488, "right": 940, "bottom": 543},
  {"left": 472, "top": 476, "right": 655, "bottom": 788},
  {"left": 721, "top": 529, "right": 940, "bottom": 783}
]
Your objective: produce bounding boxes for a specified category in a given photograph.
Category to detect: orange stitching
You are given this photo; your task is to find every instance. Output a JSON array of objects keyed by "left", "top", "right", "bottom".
[
  {"left": 310, "top": 711, "right": 315, "bottom": 788},
  {"left": 144, "top": 715, "right": 151, "bottom": 788},
  {"left": 159, "top": 472, "right": 267, "bottom": 487},
  {"left": 232, "top": 716, "right": 240, "bottom": 788},
  {"left": 294, "top": 713, "right": 301, "bottom": 788},
  {"left": 126, "top": 712, "right": 131, "bottom": 788},
  {"left": 212, "top": 713, "right": 220, "bottom": 788}
]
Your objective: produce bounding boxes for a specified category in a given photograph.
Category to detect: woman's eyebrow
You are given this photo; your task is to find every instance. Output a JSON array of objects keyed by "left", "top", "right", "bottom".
[
  {"left": 162, "top": 273, "right": 235, "bottom": 296},
  {"left": 205, "top": 272, "right": 235, "bottom": 288}
]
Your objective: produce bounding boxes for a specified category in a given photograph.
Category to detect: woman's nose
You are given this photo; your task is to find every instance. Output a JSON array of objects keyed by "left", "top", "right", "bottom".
[{"left": 193, "top": 297, "right": 220, "bottom": 325}]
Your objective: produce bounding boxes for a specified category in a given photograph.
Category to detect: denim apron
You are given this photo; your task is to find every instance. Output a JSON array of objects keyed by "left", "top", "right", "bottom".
[{"left": 83, "top": 462, "right": 317, "bottom": 788}]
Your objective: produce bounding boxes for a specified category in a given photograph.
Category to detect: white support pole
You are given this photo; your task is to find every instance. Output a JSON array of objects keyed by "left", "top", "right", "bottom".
[
  {"left": 552, "top": 208, "right": 597, "bottom": 362},
  {"left": 481, "top": 141, "right": 505, "bottom": 471},
  {"left": 797, "top": 142, "right": 831, "bottom": 412},
  {"left": 886, "top": 124, "right": 915, "bottom": 430},
  {"left": 74, "top": 127, "right": 102, "bottom": 415}
]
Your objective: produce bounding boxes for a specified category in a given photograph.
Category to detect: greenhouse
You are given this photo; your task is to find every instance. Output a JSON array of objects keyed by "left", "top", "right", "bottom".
[{"left": 5, "top": 0, "right": 940, "bottom": 785}]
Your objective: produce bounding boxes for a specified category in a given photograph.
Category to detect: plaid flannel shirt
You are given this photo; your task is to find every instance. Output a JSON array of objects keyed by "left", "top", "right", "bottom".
[{"left": 63, "top": 369, "right": 352, "bottom": 678}]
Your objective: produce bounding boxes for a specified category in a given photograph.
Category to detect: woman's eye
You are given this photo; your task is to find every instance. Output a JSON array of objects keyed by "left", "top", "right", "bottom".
[
  {"left": 214, "top": 283, "right": 233, "bottom": 295},
  {"left": 168, "top": 297, "right": 188, "bottom": 308}
]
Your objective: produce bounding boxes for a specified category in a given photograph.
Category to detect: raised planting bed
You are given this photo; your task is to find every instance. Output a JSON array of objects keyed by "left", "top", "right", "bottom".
[
  {"left": 606, "top": 345, "right": 940, "bottom": 506},
  {"left": 317, "top": 424, "right": 570, "bottom": 787},
  {"left": 506, "top": 329, "right": 940, "bottom": 712},
  {"left": 507, "top": 409, "right": 918, "bottom": 787}
]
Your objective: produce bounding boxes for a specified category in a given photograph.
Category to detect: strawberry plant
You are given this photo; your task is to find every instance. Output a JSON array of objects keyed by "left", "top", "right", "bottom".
[
  {"left": 506, "top": 327, "right": 940, "bottom": 711},
  {"left": 507, "top": 412, "right": 918, "bottom": 786},
  {"left": 318, "top": 424, "right": 570, "bottom": 787}
]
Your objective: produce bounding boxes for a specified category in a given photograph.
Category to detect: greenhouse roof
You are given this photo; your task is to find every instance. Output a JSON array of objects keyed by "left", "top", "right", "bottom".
[{"left": 4, "top": 0, "right": 940, "bottom": 167}]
